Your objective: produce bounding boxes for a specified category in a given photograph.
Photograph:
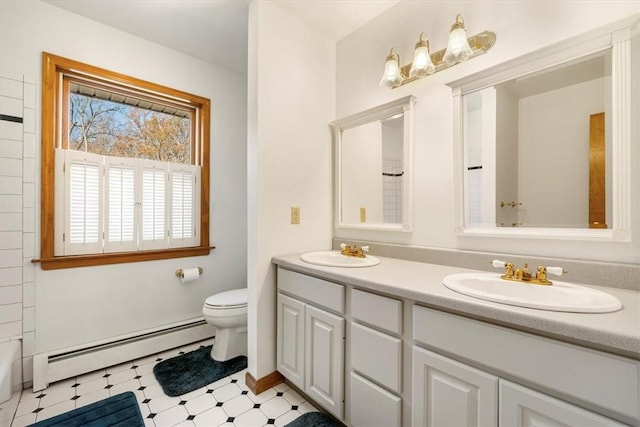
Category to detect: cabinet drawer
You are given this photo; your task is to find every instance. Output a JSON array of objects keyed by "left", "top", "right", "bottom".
[
  {"left": 414, "top": 305, "right": 640, "bottom": 423},
  {"left": 352, "top": 288, "right": 402, "bottom": 335},
  {"left": 350, "top": 372, "right": 401, "bottom": 427},
  {"left": 278, "top": 268, "right": 344, "bottom": 314},
  {"left": 351, "top": 322, "right": 402, "bottom": 393}
]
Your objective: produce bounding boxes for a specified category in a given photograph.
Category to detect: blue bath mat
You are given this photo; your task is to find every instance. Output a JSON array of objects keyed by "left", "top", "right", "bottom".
[
  {"left": 28, "top": 391, "right": 143, "bottom": 427},
  {"left": 153, "top": 345, "right": 247, "bottom": 397},
  {"left": 285, "top": 411, "right": 344, "bottom": 427}
]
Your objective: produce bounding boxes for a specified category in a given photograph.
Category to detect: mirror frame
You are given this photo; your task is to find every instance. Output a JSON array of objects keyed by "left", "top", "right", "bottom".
[
  {"left": 331, "top": 95, "right": 416, "bottom": 232},
  {"left": 447, "top": 16, "right": 636, "bottom": 241}
]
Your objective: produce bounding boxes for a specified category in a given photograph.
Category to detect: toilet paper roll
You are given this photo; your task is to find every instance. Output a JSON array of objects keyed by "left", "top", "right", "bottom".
[{"left": 181, "top": 267, "right": 200, "bottom": 283}]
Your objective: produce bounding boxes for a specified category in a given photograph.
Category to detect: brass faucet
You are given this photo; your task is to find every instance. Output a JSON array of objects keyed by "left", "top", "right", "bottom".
[
  {"left": 340, "top": 243, "right": 369, "bottom": 258},
  {"left": 492, "top": 260, "right": 566, "bottom": 286}
]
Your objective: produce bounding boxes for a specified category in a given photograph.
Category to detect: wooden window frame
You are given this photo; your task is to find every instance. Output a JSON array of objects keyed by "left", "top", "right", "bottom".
[{"left": 39, "top": 52, "right": 211, "bottom": 270}]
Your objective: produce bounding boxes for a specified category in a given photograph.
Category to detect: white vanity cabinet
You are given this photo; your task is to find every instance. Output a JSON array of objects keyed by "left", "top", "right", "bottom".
[
  {"left": 274, "top": 261, "right": 638, "bottom": 427},
  {"left": 413, "top": 305, "right": 639, "bottom": 427},
  {"left": 276, "top": 268, "right": 345, "bottom": 419},
  {"left": 349, "top": 289, "right": 403, "bottom": 427}
]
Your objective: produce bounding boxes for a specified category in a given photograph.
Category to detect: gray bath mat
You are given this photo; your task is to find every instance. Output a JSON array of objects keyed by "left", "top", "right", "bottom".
[
  {"left": 285, "top": 412, "right": 344, "bottom": 427},
  {"left": 28, "top": 391, "right": 143, "bottom": 427},
  {"left": 153, "top": 345, "right": 246, "bottom": 397}
]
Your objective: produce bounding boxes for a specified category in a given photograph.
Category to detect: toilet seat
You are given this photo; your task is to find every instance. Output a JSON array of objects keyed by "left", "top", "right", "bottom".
[{"left": 205, "top": 288, "right": 247, "bottom": 309}]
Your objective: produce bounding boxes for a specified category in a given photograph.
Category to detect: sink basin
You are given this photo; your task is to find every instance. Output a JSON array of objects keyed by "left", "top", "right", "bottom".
[
  {"left": 300, "top": 251, "right": 380, "bottom": 268},
  {"left": 443, "top": 273, "right": 622, "bottom": 313}
]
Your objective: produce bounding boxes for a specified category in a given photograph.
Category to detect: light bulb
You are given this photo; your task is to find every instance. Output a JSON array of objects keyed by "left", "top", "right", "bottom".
[
  {"left": 443, "top": 14, "right": 473, "bottom": 66},
  {"left": 379, "top": 49, "right": 403, "bottom": 88},
  {"left": 409, "top": 33, "right": 435, "bottom": 78}
]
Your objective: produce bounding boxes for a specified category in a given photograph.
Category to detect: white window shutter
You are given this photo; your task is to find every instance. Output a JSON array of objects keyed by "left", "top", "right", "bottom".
[
  {"left": 63, "top": 150, "right": 104, "bottom": 255},
  {"left": 139, "top": 159, "right": 168, "bottom": 250},
  {"left": 169, "top": 164, "right": 200, "bottom": 248},
  {"left": 56, "top": 150, "right": 200, "bottom": 256},
  {"left": 104, "top": 157, "right": 137, "bottom": 253}
]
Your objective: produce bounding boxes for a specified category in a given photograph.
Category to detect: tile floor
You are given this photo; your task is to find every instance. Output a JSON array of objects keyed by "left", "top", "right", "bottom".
[{"left": 3, "top": 339, "right": 315, "bottom": 427}]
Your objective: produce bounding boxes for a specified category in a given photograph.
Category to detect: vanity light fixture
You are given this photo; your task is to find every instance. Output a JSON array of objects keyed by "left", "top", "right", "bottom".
[{"left": 380, "top": 14, "right": 496, "bottom": 88}]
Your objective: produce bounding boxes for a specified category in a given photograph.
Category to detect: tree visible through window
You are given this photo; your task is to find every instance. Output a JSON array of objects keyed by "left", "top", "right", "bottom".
[
  {"left": 68, "top": 84, "right": 192, "bottom": 163},
  {"left": 40, "top": 53, "right": 211, "bottom": 269}
]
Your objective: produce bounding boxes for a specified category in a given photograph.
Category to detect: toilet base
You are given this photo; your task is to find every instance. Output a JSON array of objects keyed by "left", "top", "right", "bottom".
[{"left": 211, "top": 326, "right": 247, "bottom": 362}]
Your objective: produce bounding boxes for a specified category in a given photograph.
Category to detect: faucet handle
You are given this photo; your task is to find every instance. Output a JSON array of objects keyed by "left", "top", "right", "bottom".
[
  {"left": 491, "top": 259, "right": 507, "bottom": 268},
  {"left": 340, "top": 243, "right": 347, "bottom": 249},
  {"left": 361, "top": 246, "right": 369, "bottom": 252},
  {"left": 546, "top": 266, "right": 566, "bottom": 276}
]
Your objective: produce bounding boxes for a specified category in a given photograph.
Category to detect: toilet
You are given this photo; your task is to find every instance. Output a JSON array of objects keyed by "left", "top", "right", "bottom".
[{"left": 202, "top": 288, "right": 248, "bottom": 361}]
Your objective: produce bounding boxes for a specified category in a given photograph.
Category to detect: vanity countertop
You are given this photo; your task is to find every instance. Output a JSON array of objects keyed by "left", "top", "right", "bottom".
[{"left": 272, "top": 253, "right": 640, "bottom": 360}]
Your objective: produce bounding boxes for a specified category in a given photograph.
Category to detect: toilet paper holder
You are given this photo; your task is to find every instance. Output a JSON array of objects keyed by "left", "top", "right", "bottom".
[{"left": 175, "top": 267, "right": 203, "bottom": 278}]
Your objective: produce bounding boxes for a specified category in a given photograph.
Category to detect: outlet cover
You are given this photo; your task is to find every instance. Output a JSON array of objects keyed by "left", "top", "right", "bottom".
[{"left": 291, "top": 207, "right": 300, "bottom": 224}]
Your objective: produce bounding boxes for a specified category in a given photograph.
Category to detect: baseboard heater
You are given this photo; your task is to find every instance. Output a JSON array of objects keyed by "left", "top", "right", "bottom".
[{"left": 33, "top": 318, "right": 214, "bottom": 392}]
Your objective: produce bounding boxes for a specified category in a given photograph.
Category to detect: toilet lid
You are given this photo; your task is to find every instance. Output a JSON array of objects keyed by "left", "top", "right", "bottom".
[{"left": 205, "top": 288, "right": 247, "bottom": 308}]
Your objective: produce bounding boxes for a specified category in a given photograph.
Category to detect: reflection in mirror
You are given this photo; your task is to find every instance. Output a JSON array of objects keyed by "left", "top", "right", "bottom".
[
  {"left": 449, "top": 16, "right": 633, "bottom": 240},
  {"left": 341, "top": 115, "right": 404, "bottom": 224},
  {"left": 332, "top": 96, "right": 415, "bottom": 231},
  {"left": 463, "top": 50, "right": 612, "bottom": 229},
  {"left": 381, "top": 115, "right": 405, "bottom": 223}
]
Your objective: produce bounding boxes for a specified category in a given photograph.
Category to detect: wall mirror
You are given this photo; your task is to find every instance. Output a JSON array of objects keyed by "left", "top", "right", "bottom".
[
  {"left": 331, "top": 95, "right": 415, "bottom": 231},
  {"left": 448, "top": 17, "right": 635, "bottom": 241}
]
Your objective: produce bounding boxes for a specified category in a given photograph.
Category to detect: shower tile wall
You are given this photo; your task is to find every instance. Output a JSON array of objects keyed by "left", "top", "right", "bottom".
[
  {"left": 0, "top": 69, "right": 37, "bottom": 389},
  {"left": 382, "top": 159, "right": 403, "bottom": 223},
  {"left": 465, "top": 146, "right": 483, "bottom": 227}
]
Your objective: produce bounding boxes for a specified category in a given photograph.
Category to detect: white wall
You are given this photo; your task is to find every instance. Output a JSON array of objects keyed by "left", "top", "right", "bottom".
[
  {"left": 518, "top": 78, "right": 604, "bottom": 228},
  {"left": 495, "top": 86, "right": 519, "bottom": 227},
  {"left": 0, "top": 0, "right": 247, "bottom": 383},
  {"left": 342, "top": 121, "right": 383, "bottom": 224},
  {"left": 336, "top": 1, "right": 640, "bottom": 263},
  {"left": 247, "top": 2, "right": 334, "bottom": 381}
]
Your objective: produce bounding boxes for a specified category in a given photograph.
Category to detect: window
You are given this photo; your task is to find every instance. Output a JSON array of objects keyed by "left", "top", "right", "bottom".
[{"left": 40, "top": 53, "right": 211, "bottom": 269}]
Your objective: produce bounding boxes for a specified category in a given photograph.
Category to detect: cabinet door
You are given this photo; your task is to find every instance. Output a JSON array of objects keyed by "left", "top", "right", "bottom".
[
  {"left": 277, "top": 293, "right": 305, "bottom": 390},
  {"left": 413, "top": 346, "right": 498, "bottom": 427},
  {"left": 305, "top": 304, "right": 345, "bottom": 419},
  {"left": 499, "top": 380, "right": 627, "bottom": 427}
]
